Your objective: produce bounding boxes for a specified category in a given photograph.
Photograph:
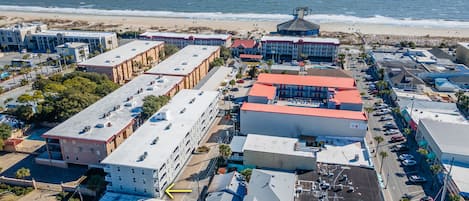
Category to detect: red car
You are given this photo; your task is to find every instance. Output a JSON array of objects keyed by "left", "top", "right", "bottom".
[
  {"left": 391, "top": 135, "right": 406, "bottom": 142},
  {"left": 236, "top": 79, "right": 245, "bottom": 83}
]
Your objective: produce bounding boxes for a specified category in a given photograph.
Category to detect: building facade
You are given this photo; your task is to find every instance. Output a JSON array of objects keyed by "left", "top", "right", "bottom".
[
  {"left": 29, "top": 30, "right": 118, "bottom": 52},
  {"left": 78, "top": 40, "right": 164, "bottom": 84},
  {"left": 0, "top": 22, "right": 47, "bottom": 50},
  {"left": 456, "top": 42, "right": 469, "bottom": 66},
  {"left": 140, "top": 32, "right": 232, "bottom": 49},
  {"left": 145, "top": 45, "right": 220, "bottom": 89},
  {"left": 101, "top": 90, "right": 219, "bottom": 198},
  {"left": 56, "top": 42, "right": 90, "bottom": 63},
  {"left": 261, "top": 36, "right": 339, "bottom": 62},
  {"left": 231, "top": 39, "right": 260, "bottom": 57},
  {"left": 38, "top": 75, "right": 184, "bottom": 167}
]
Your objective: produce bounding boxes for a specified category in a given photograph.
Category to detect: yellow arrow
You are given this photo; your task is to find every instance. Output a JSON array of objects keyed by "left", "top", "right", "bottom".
[{"left": 165, "top": 183, "right": 192, "bottom": 199}]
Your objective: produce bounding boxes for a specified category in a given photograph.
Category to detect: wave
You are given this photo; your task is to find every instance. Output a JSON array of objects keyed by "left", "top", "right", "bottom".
[{"left": 1, "top": 5, "right": 469, "bottom": 28}]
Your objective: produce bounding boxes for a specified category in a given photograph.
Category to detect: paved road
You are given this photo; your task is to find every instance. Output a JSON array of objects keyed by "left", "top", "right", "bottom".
[{"left": 349, "top": 59, "right": 427, "bottom": 201}]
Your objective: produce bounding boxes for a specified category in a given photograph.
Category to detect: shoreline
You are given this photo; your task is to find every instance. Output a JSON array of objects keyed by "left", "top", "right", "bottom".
[{"left": 1, "top": 11, "right": 469, "bottom": 39}]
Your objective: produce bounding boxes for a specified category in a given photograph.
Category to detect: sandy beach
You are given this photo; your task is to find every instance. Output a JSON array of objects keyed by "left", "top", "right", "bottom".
[{"left": 1, "top": 10, "right": 469, "bottom": 40}]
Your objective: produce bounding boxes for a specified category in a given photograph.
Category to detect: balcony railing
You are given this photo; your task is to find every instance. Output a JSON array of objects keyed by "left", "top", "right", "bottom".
[{"left": 104, "top": 175, "right": 112, "bottom": 182}]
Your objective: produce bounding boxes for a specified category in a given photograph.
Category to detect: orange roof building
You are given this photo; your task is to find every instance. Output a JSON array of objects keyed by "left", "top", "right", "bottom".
[{"left": 257, "top": 73, "right": 356, "bottom": 89}]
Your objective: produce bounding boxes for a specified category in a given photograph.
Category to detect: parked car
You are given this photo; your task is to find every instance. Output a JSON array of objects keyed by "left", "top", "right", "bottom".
[
  {"left": 379, "top": 116, "right": 393, "bottom": 121},
  {"left": 384, "top": 123, "right": 398, "bottom": 129},
  {"left": 402, "top": 159, "right": 417, "bottom": 166},
  {"left": 373, "top": 127, "right": 382, "bottom": 131},
  {"left": 391, "top": 144, "right": 409, "bottom": 152},
  {"left": 390, "top": 135, "right": 406, "bottom": 142},
  {"left": 409, "top": 175, "right": 427, "bottom": 183},
  {"left": 420, "top": 196, "right": 434, "bottom": 201},
  {"left": 230, "top": 87, "right": 239, "bottom": 92},
  {"left": 236, "top": 79, "right": 245, "bottom": 83},
  {"left": 399, "top": 154, "right": 414, "bottom": 161},
  {"left": 384, "top": 129, "right": 400, "bottom": 135}
]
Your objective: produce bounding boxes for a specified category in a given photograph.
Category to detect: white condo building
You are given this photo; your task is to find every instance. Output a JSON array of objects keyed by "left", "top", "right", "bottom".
[
  {"left": 140, "top": 32, "right": 232, "bottom": 48},
  {"left": 56, "top": 42, "right": 90, "bottom": 63},
  {"left": 0, "top": 22, "right": 47, "bottom": 50},
  {"left": 101, "top": 89, "right": 219, "bottom": 198},
  {"left": 261, "top": 36, "right": 339, "bottom": 62},
  {"left": 29, "top": 30, "right": 118, "bottom": 52}
]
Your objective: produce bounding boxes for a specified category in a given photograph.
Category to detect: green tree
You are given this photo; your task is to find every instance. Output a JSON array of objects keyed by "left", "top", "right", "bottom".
[
  {"left": 220, "top": 46, "right": 232, "bottom": 60},
  {"left": 364, "top": 107, "right": 374, "bottom": 114},
  {"left": 164, "top": 44, "right": 179, "bottom": 58},
  {"left": 449, "top": 194, "right": 462, "bottom": 201},
  {"left": 17, "top": 94, "right": 34, "bottom": 103},
  {"left": 15, "top": 168, "right": 31, "bottom": 179},
  {"left": 13, "top": 105, "right": 34, "bottom": 122},
  {"left": 210, "top": 58, "right": 225, "bottom": 69},
  {"left": 374, "top": 136, "right": 384, "bottom": 157},
  {"left": 218, "top": 144, "right": 232, "bottom": 162},
  {"left": 338, "top": 53, "right": 346, "bottom": 69},
  {"left": 20, "top": 79, "right": 29, "bottom": 86},
  {"left": 63, "top": 77, "right": 97, "bottom": 94},
  {"left": 379, "top": 151, "right": 388, "bottom": 173},
  {"left": 94, "top": 80, "right": 119, "bottom": 97},
  {"left": 266, "top": 60, "right": 273, "bottom": 73},
  {"left": 229, "top": 79, "right": 236, "bottom": 87},
  {"left": 86, "top": 175, "right": 106, "bottom": 191},
  {"left": 430, "top": 164, "right": 442, "bottom": 188},
  {"left": 0, "top": 123, "right": 12, "bottom": 140},
  {"left": 240, "top": 168, "right": 252, "bottom": 182},
  {"left": 236, "top": 73, "right": 242, "bottom": 79},
  {"left": 248, "top": 66, "right": 259, "bottom": 78},
  {"left": 141, "top": 95, "right": 170, "bottom": 120},
  {"left": 417, "top": 148, "right": 428, "bottom": 169},
  {"left": 408, "top": 41, "right": 416, "bottom": 49},
  {"left": 378, "top": 68, "right": 385, "bottom": 80},
  {"left": 0, "top": 138, "right": 4, "bottom": 151}
]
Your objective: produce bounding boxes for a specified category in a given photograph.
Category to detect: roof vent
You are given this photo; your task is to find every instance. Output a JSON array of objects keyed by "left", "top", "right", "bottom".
[
  {"left": 165, "top": 123, "right": 172, "bottom": 130},
  {"left": 138, "top": 151, "right": 148, "bottom": 162},
  {"left": 113, "top": 105, "right": 121, "bottom": 111},
  {"left": 157, "top": 79, "right": 165, "bottom": 83},
  {"left": 137, "top": 88, "right": 143, "bottom": 94},
  {"left": 107, "top": 122, "right": 112, "bottom": 127},
  {"left": 198, "top": 91, "right": 204, "bottom": 96},
  {"left": 151, "top": 137, "right": 159, "bottom": 145},
  {"left": 180, "top": 108, "right": 186, "bottom": 114},
  {"left": 105, "top": 60, "right": 111, "bottom": 63},
  {"left": 115, "top": 55, "right": 121, "bottom": 58},
  {"left": 102, "top": 112, "right": 111, "bottom": 118},
  {"left": 80, "top": 126, "right": 91, "bottom": 134},
  {"left": 131, "top": 48, "right": 136, "bottom": 51},
  {"left": 202, "top": 47, "right": 207, "bottom": 50},
  {"left": 193, "top": 54, "right": 198, "bottom": 57},
  {"left": 181, "top": 62, "right": 188, "bottom": 65},
  {"left": 189, "top": 98, "right": 196, "bottom": 104},
  {"left": 145, "top": 42, "right": 150, "bottom": 45},
  {"left": 174, "top": 68, "right": 181, "bottom": 71},
  {"left": 127, "top": 96, "right": 134, "bottom": 101},
  {"left": 149, "top": 81, "right": 155, "bottom": 85},
  {"left": 147, "top": 87, "right": 154, "bottom": 91},
  {"left": 95, "top": 123, "right": 105, "bottom": 128},
  {"left": 124, "top": 102, "right": 132, "bottom": 107}
]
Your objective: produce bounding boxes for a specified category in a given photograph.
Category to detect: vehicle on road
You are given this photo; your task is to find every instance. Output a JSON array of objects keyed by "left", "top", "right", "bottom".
[
  {"left": 236, "top": 79, "right": 244, "bottom": 83},
  {"left": 399, "top": 154, "right": 414, "bottom": 161},
  {"left": 391, "top": 144, "right": 409, "bottom": 152},
  {"left": 390, "top": 135, "right": 406, "bottom": 142},
  {"left": 384, "top": 129, "right": 400, "bottom": 135},
  {"left": 409, "top": 175, "right": 427, "bottom": 183},
  {"left": 420, "top": 196, "right": 434, "bottom": 201},
  {"left": 402, "top": 159, "right": 417, "bottom": 166},
  {"left": 379, "top": 116, "right": 393, "bottom": 121}
]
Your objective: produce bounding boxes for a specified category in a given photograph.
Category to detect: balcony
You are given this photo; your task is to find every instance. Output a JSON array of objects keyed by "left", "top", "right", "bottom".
[
  {"left": 105, "top": 175, "right": 112, "bottom": 182},
  {"left": 103, "top": 166, "right": 111, "bottom": 173},
  {"left": 106, "top": 185, "right": 113, "bottom": 191}
]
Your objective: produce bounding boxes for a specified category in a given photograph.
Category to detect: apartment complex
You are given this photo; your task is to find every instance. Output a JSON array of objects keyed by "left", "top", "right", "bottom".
[
  {"left": 101, "top": 90, "right": 219, "bottom": 198},
  {"left": 261, "top": 36, "right": 339, "bottom": 62},
  {"left": 0, "top": 22, "right": 47, "bottom": 50},
  {"left": 38, "top": 74, "right": 184, "bottom": 167},
  {"left": 140, "top": 32, "right": 232, "bottom": 48},
  {"left": 242, "top": 74, "right": 366, "bottom": 138},
  {"left": 146, "top": 45, "right": 220, "bottom": 89},
  {"left": 79, "top": 40, "right": 164, "bottom": 84},
  {"left": 29, "top": 30, "right": 118, "bottom": 52},
  {"left": 56, "top": 42, "right": 90, "bottom": 63}
]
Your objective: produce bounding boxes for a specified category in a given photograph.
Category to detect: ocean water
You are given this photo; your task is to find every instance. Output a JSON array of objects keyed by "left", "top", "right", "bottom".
[{"left": 0, "top": 0, "right": 469, "bottom": 28}]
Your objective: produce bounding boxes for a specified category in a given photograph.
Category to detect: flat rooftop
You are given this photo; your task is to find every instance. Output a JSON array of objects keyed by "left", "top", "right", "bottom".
[
  {"left": 333, "top": 89, "right": 362, "bottom": 104},
  {"left": 243, "top": 134, "right": 315, "bottom": 158},
  {"left": 245, "top": 169, "right": 296, "bottom": 201},
  {"left": 101, "top": 89, "right": 219, "bottom": 169},
  {"left": 315, "top": 137, "right": 371, "bottom": 167},
  {"left": 241, "top": 102, "right": 367, "bottom": 121},
  {"left": 32, "top": 30, "right": 116, "bottom": 37},
  {"left": 419, "top": 119, "right": 469, "bottom": 157},
  {"left": 140, "top": 32, "right": 231, "bottom": 40},
  {"left": 296, "top": 164, "right": 381, "bottom": 201},
  {"left": 56, "top": 42, "right": 88, "bottom": 48},
  {"left": 248, "top": 84, "right": 276, "bottom": 100},
  {"left": 443, "top": 163, "right": 469, "bottom": 195},
  {"left": 0, "top": 22, "right": 44, "bottom": 30},
  {"left": 194, "top": 66, "right": 232, "bottom": 91},
  {"left": 257, "top": 73, "right": 356, "bottom": 89},
  {"left": 261, "top": 36, "right": 340, "bottom": 44},
  {"left": 229, "top": 136, "right": 247, "bottom": 153},
  {"left": 79, "top": 40, "right": 163, "bottom": 67},
  {"left": 458, "top": 42, "right": 469, "bottom": 50},
  {"left": 270, "top": 64, "right": 301, "bottom": 72},
  {"left": 42, "top": 74, "right": 183, "bottom": 142},
  {"left": 146, "top": 45, "right": 219, "bottom": 76}
]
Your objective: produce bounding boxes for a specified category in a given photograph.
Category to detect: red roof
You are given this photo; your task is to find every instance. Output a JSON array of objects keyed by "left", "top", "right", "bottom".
[
  {"left": 231, "top": 39, "right": 257, "bottom": 48},
  {"left": 241, "top": 102, "right": 367, "bottom": 121},
  {"left": 333, "top": 89, "right": 363, "bottom": 104},
  {"left": 249, "top": 84, "right": 276, "bottom": 100},
  {"left": 257, "top": 74, "right": 356, "bottom": 89},
  {"left": 240, "top": 54, "right": 263, "bottom": 60}
]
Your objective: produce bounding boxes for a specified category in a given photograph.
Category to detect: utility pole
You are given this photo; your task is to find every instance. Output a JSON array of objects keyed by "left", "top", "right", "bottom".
[{"left": 441, "top": 158, "right": 454, "bottom": 201}]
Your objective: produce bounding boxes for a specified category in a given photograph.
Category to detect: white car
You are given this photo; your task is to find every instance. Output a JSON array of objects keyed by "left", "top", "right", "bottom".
[
  {"left": 399, "top": 154, "right": 414, "bottom": 161},
  {"left": 379, "top": 116, "right": 393, "bottom": 121},
  {"left": 384, "top": 129, "right": 400, "bottom": 135},
  {"left": 402, "top": 159, "right": 417, "bottom": 166}
]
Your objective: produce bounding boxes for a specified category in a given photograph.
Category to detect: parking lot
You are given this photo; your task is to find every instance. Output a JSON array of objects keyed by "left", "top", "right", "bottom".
[{"left": 350, "top": 60, "right": 433, "bottom": 201}]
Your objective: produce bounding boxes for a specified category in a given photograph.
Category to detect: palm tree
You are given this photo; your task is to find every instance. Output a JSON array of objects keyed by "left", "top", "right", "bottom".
[
  {"left": 218, "top": 144, "right": 232, "bottom": 163},
  {"left": 455, "top": 90, "right": 464, "bottom": 104},
  {"left": 379, "top": 151, "right": 388, "bottom": 173},
  {"left": 266, "top": 60, "right": 273, "bottom": 73},
  {"left": 417, "top": 148, "right": 429, "bottom": 169},
  {"left": 429, "top": 164, "right": 442, "bottom": 189},
  {"left": 374, "top": 136, "right": 384, "bottom": 157},
  {"left": 378, "top": 68, "right": 385, "bottom": 80},
  {"left": 15, "top": 167, "right": 31, "bottom": 179},
  {"left": 338, "top": 53, "right": 346, "bottom": 69},
  {"left": 364, "top": 107, "right": 374, "bottom": 114},
  {"left": 147, "top": 56, "right": 154, "bottom": 65}
]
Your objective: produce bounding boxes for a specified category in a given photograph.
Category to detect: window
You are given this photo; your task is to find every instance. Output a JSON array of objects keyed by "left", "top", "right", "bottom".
[
  {"left": 160, "top": 172, "right": 167, "bottom": 181},
  {"left": 117, "top": 167, "right": 120, "bottom": 172},
  {"left": 173, "top": 146, "right": 179, "bottom": 153},
  {"left": 133, "top": 178, "right": 136, "bottom": 183},
  {"left": 118, "top": 176, "right": 122, "bottom": 181},
  {"left": 120, "top": 185, "right": 123, "bottom": 190},
  {"left": 159, "top": 164, "right": 166, "bottom": 171},
  {"left": 185, "top": 140, "right": 191, "bottom": 146},
  {"left": 174, "top": 155, "right": 180, "bottom": 162},
  {"left": 175, "top": 163, "right": 180, "bottom": 170},
  {"left": 144, "top": 189, "right": 147, "bottom": 193},
  {"left": 143, "top": 179, "right": 146, "bottom": 184},
  {"left": 142, "top": 170, "right": 145, "bottom": 175},
  {"left": 131, "top": 169, "right": 135, "bottom": 174},
  {"left": 75, "top": 157, "right": 79, "bottom": 160}
]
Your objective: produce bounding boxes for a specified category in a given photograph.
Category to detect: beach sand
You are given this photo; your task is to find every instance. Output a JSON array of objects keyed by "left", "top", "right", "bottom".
[{"left": 1, "top": 11, "right": 469, "bottom": 38}]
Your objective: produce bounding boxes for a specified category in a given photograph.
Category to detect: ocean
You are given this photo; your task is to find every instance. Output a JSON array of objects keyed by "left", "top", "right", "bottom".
[{"left": 1, "top": 0, "right": 469, "bottom": 28}]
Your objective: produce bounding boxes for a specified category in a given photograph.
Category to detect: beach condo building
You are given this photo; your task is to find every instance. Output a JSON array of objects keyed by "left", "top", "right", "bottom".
[
  {"left": 231, "top": 39, "right": 260, "bottom": 57},
  {"left": 78, "top": 40, "right": 164, "bottom": 84},
  {"left": 261, "top": 35, "right": 339, "bottom": 62},
  {"left": 140, "top": 32, "right": 232, "bottom": 49},
  {"left": 145, "top": 45, "right": 220, "bottom": 89},
  {"left": 456, "top": 42, "right": 469, "bottom": 66},
  {"left": 56, "top": 42, "right": 90, "bottom": 63},
  {"left": 37, "top": 74, "right": 184, "bottom": 168},
  {"left": 241, "top": 73, "right": 367, "bottom": 138},
  {"left": 101, "top": 89, "right": 219, "bottom": 198},
  {"left": 0, "top": 22, "right": 47, "bottom": 51},
  {"left": 28, "top": 30, "right": 118, "bottom": 53}
]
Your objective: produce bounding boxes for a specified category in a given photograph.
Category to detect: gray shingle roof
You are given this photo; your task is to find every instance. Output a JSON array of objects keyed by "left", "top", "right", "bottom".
[{"left": 277, "top": 18, "right": 320, "bottom": 32}]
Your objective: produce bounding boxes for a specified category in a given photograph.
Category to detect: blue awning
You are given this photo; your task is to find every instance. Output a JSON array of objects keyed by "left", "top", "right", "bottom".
[
  {"left": 426, "top": 152, "right": 436, "bottom": 160},
  {"left": 418, "top": 140, "right": 428, "bottom": 147}
]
